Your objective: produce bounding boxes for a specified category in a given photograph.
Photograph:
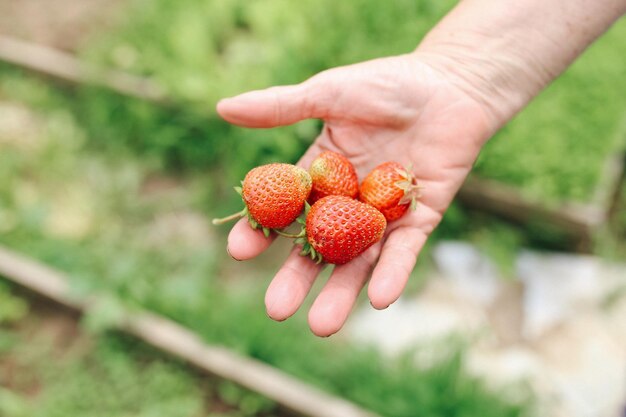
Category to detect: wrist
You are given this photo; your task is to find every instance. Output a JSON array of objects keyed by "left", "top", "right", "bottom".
[
  {"left": 413, "top": 0, "right": 626, "bottom": 130},
  {"left": 413, "top": 34, "right": 547, "bottom": 130}
]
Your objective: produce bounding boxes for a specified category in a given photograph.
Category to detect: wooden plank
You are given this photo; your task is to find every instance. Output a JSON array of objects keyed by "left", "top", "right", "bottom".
[
  {"left": 593, "top": 151, "right": 626, "bottom": 215},
  {"left": 0, "top": 35, "right": 167, "bottom": 104},
  {"left": 457, "top": 176, "right": 603, "bottom": 241},
  {"left": 0, "top": 245, "right": 380, "bottom": 417},
  {"left": 591, "top": 115, "right": 626, "bottom": 210}
]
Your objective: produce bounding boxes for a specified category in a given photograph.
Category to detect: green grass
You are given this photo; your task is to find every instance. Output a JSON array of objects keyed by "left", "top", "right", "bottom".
[
  {"left": 0, "top": 285, "right": 278, "bottom": 417},
  {"left": 10, "top": 341, "right": 207, "bottom": 417},
  {"left": 73, "top": 0, "right": 457, "bottom": 182},
  {"left": 85, "top": 0, "right": 455, "bottom": 100}
]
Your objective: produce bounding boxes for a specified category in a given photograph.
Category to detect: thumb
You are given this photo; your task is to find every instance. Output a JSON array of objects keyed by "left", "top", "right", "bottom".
[{"left": 216, "top": 74, "right": 333, "bottom": 128}]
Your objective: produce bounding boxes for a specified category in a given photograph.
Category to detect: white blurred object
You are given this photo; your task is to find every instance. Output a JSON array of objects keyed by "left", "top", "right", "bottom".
[
  {"left": 432, "top": 241, "right": 502, "bottom": 306},
  {"left": 532, "top": 313, "right": 626, "bottom": 417},
  {"left": 465, "top": 346, "right": 541, "bottom": 392},
  {"left": 517, "top": 251, "right": 605, "bottom": 339},
  {"left": 347, "top": 283, "right": 486, "bottom": 357},
  {"left": 348, "top": 242, "right": 626, "bottom": 417}
]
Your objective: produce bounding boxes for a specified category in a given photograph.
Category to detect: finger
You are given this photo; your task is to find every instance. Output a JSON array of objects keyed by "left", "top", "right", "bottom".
[
  {"left": 216, "top": 74, "right": 334, "bottom": 128},
  {"left": 227, "top": 218, "right": 275, "bottom": 260},
  {"left": 368, "top": 226, "right": 427, "bottom": 309},
  {"left": 265, "top": 247, "right": 324, "bottom": 321},
  {"left": 307, "top": 244, "right": 381, "bottom": 337}
]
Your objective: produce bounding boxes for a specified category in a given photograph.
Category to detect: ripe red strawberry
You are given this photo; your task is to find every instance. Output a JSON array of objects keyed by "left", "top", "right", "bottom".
[
  {"left": 308, "top": 151, "right": 358, "bottom": 203},
  {"left": 359, "top": 162, "right": 420, "bottom": 222},
  {"left": 299, "top": 195, "right": 386, "bottom": 264},
  {"left": 213, "top": 163, "right": 312, "bottom": 235}
]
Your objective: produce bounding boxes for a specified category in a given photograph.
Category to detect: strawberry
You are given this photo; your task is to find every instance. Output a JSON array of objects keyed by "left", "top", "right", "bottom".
[
  {"left": 308, "top": 151, "right": 359, "bottom": 203},
  {"left": 213, "top": 163, "right": 312, "bottom": 236},
  {"left": 296, "top": 195, "right": 386, "bottom": 264},
  {"left": 359, "top": 162, "right": 420, "bottom": 222}
]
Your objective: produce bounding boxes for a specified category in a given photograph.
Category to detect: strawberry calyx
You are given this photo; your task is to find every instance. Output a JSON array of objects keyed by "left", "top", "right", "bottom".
[
  {"left": 298, "top": 239, "right": 324, "bottom": 264},
  {"left": 295, "top": 204, "right": 324, "bottom": 264},
  {"left": 274, "top": 202, "right": 324, "bottom": 264},
  {"left": 394, "top": 165, "right": 422, "bottom": 212},
  {"left": 273, "top": 227, "right": 305, "bottom": 239}
]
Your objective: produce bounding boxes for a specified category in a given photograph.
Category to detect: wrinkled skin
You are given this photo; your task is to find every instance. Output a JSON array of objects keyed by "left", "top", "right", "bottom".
[{"left": 218, "top": 53, "right": 495, "bottom": 337}]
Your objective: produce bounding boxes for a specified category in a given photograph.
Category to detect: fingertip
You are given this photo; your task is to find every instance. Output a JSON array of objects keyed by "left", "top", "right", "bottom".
[
  {"left": 265, "top": 282, "right": 295, "bottom": 322},
  {"left": 215, "top": 95, "right": 249, "bottom": 126},
  {"left": 307, "top": 250, "right": 379, "bottom": 338},
  {"left": 368, "top": 227, "right": 426, "bottom": 310},
  {"left": 308, "top": 303, "right": 342, "bottom": 338},
  {"left": 227, "top": 218, "right": 273, "bottom": 260},
  {"left": 368, "top": 271, "right": 402, "bottom": 310},
  {"left": 215, "top": 98, "right": 230, "bottom": 116},
  {"left": 226, "top": 246, "right": 241, "bottom": 261},
  {"left": 369, "top": 297, "right": 391, "bottom": 310},
  {"left": 215, "top": 90, "right": 278, "bottom": 127}
]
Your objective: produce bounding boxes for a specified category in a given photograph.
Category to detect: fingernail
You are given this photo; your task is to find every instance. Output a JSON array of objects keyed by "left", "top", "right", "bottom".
[
  {"left": 310, "top": 328, "right": 334, "bottom": 338},
  {"left": 226, "top": 246, "right": 241, "bottom": 261},
  {"left": 266, "top": 311, "right": 286, "bottom": 322},
  {"left": 218, "top": 91, "right": 259, "bottom": 108},
  {"left": 217, "top": 96, "right": 236, "bottom": 105},
  {"left": 370, "top": 300, "right": 389, "bottom": 310}
]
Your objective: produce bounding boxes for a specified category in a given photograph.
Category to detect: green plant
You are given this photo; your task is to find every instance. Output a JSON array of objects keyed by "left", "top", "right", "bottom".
[
  {"left": 0, "top": 332, "right": 209, "bottom": 417},
  {"left": 0, "top": 283, "right": 28, "bottom": 325},
  {"left": 73, "top": 0, "right": 457, "bottom": 183}
]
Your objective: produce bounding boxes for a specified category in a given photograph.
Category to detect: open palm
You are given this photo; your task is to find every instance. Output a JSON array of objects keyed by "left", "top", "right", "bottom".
[{"left": 217, "top": 53, "right": 493, "bottom": 337}]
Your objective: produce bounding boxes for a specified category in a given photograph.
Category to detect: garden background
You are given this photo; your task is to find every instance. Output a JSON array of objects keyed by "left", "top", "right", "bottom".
[{"left": 1, "top": 1, "right": 625, "bottom": 416}]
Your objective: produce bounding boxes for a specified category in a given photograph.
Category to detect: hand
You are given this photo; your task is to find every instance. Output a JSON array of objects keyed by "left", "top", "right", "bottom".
[
  {"left": 217, "top": 53, "right": 494, "bottom": 337},
  {"left": 217, "top": 0, "right": 624, "bottom": 337}
]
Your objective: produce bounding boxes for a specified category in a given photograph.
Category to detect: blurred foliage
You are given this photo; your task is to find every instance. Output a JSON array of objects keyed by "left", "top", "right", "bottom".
[
  {"left": 75, "top": 0, "right": 457, "bottom": 185},
  {"left": 0, "top": 283, "right": 29, "bottom": 354},
  {"left": 4, "top": 0, "right": 624, "bottom": 415},
  {"left": 0, "top": 283, "right": 28, "bottom": 325},
  {"left": 23, "top": 340, "right": 206, "bottom": 417},
  {"left": 79, "top": 0, "right": 626, "bottom": 204},
  {"left": 0, "top": 328, "right": 257, "bottom": 417},
  {"left": 0, "top": 293, "right": 278, "bottom": 417},
  {"left": 0, "top": 62, "right": 314, "bottom": 216},
  {"left": 85, "top": 0, "right": 455, "bottom": 98}
]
